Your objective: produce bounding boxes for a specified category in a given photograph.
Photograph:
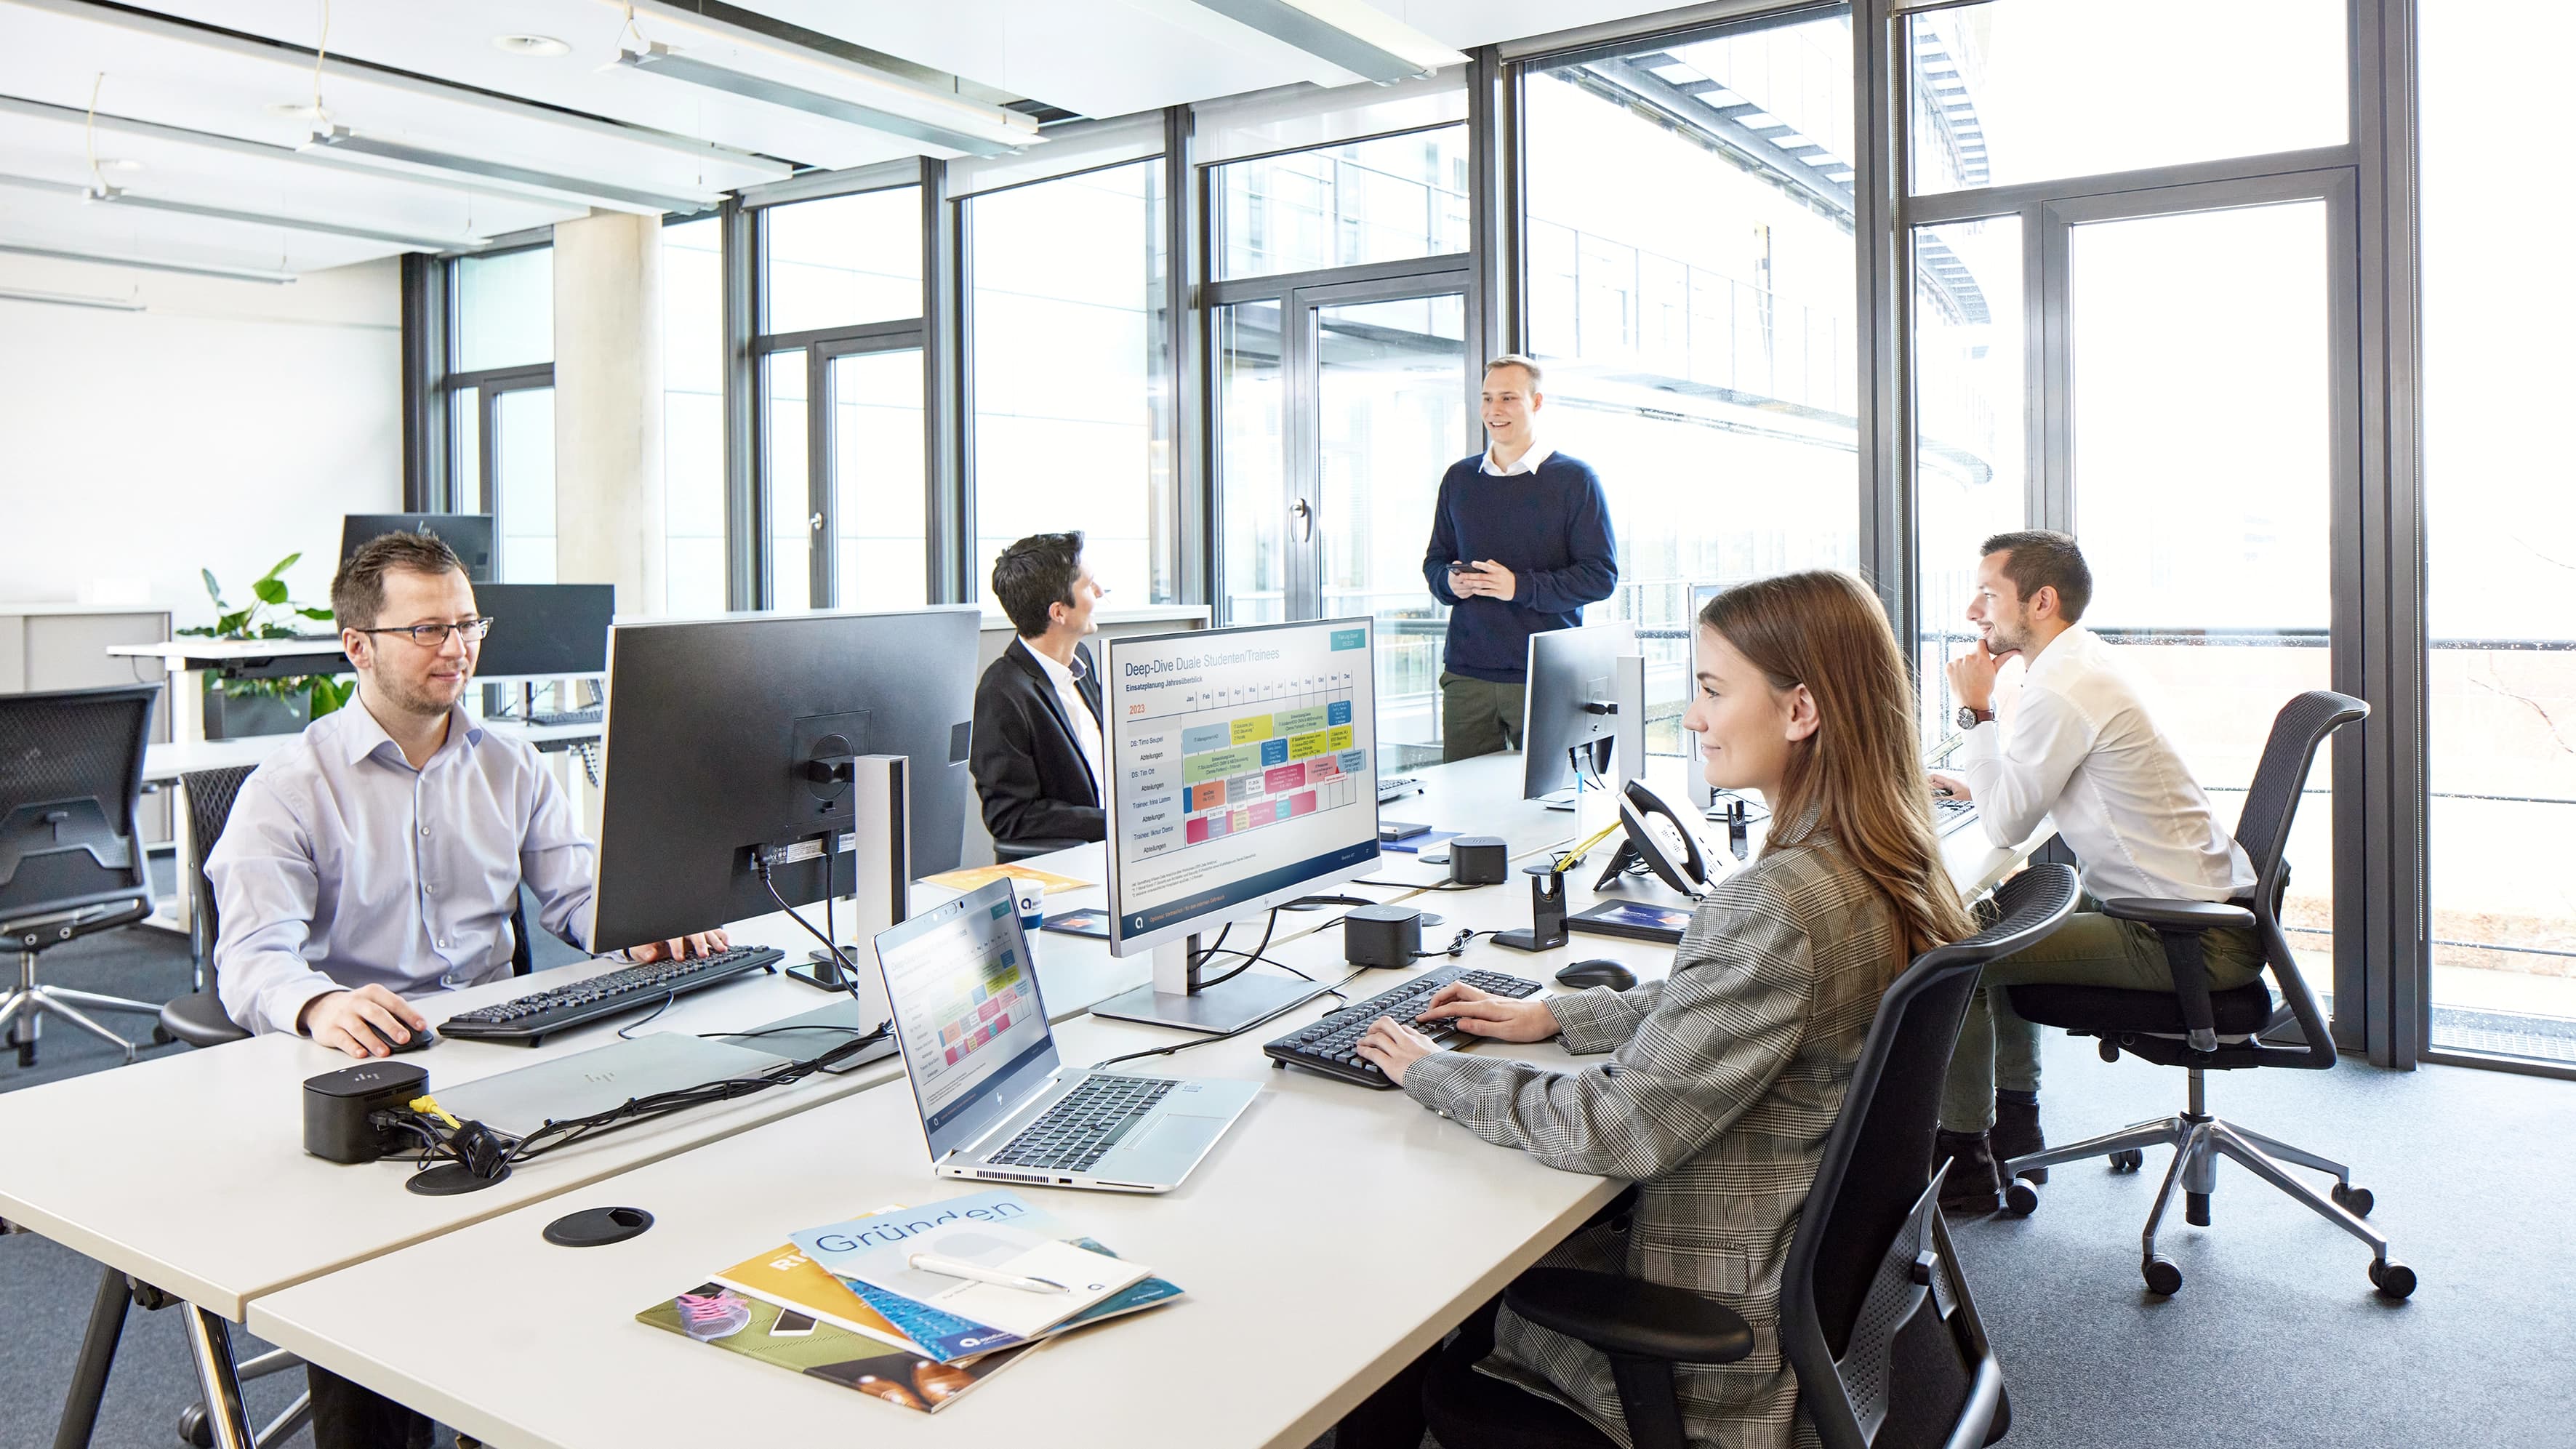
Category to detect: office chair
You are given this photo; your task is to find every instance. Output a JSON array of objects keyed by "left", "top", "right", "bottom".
[
  {"left": 994, "top": 836, "right": 1088, "bottom": 863},
  {"left": 1, "top": 683, "right": 166, "bottom": 1068},
  {"left": 1997, "top": 691, "right": 2412, "bottom": 1299},
  {"left": 153, "top": 766, "right": 257, "bottom": 1049},
  {"left": 1419, "top": 864, "right": 2082, "bottom": 1449}
]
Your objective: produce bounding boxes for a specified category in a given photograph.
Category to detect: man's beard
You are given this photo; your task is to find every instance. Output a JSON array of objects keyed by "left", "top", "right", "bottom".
[{"left": 376, "top": 669, "right": 465, "bottom": 718}]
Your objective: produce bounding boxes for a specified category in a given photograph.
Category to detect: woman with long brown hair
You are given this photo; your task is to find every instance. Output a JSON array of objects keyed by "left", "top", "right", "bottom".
[{"left": 1347, "top": 569, "right": 1973, "bottom": 1449}]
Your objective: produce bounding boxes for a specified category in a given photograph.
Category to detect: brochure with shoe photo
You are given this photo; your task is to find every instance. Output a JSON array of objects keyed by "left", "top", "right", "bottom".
[{"left": 637, "top": 1285, "right": 1030, "bottom": 1414}]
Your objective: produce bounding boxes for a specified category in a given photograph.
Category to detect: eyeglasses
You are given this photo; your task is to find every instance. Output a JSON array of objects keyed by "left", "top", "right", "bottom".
[{"left": 357, "top": 617, "right": 494, "bottom": 649}]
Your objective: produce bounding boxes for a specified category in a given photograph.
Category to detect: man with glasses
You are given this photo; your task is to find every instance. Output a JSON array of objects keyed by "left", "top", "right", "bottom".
[{"left": 209, "top": 531, "right": 727, "bottom": 1061}]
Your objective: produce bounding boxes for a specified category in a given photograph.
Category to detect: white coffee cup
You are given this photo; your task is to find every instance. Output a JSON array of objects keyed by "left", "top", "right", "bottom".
[{"left": 1012, "top": 877, "right": 1045, "bottom": 932}]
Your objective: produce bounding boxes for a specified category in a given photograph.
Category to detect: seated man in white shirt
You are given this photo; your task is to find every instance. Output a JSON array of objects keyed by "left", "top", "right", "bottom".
[
  {"left": 1925, "top": 530, "right": 2260, "bottom": 1215},
  {"left": 209, "top": 531, "right": 727, "bottom": 1060}
]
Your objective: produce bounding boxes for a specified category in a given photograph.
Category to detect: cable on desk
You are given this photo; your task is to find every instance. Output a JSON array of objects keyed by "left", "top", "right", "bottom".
[
  {"left": 616, "top": 988, "right": 680, "bottom": 1039},
  {"left": 757, "top": 858, "right": 867, "bottom": 1006},
  {"left": 1188, "top": 908, "right": 1280, "bottom": 992}
]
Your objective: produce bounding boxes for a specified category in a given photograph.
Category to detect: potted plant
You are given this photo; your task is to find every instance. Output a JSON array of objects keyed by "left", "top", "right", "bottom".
[{"left": 178, "top": 554, "right": 358, "bottom": 739}]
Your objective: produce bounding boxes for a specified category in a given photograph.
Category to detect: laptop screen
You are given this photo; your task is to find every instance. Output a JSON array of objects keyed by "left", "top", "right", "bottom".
[{"left": 875, "top": 880, "right": 1059, "bottom": 1157}]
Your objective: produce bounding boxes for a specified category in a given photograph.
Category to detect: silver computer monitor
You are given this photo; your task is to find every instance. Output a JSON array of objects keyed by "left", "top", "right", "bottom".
[
  {"left": 1092, "top": 617, "right": 1381, "bottom": 1032},
  {"left": 1521, "top": 622, "right": 1642, "bottom": 807}
]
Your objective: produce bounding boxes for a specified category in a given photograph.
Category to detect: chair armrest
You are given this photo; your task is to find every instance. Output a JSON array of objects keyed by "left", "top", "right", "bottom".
[
  {"left": 2097, "top": 897, "right": 2254, "bottom": 932},
  {"left": 1503, "top": 1269, "right": 1754, "bottom": 1364}
]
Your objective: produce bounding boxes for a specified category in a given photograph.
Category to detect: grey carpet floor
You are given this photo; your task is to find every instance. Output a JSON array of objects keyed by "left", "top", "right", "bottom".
[{"left": 7, "top": 923, "right": 2574, "bottom": 1448}]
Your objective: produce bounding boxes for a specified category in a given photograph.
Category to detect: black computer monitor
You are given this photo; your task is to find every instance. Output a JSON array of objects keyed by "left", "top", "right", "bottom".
[
  {"left": 587, "top": 607, "right": 980, "bottom": 952},
  {"left": 471, "top": 584, "right": 613, "bottom": 678},
  {"left": 1522, "top": 622, "right": 1642, "bottom": 804},
  {"left": 340, "top": 513, "right": 497, "bottom": 583}
]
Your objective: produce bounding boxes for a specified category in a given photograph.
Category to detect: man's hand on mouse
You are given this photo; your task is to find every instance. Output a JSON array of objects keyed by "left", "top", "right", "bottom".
[{"left": 300, "top": 984, "right": 429, "bottom": 1059}]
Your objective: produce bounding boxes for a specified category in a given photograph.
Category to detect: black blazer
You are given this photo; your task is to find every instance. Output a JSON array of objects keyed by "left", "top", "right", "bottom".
[{"left": 970, "top": 638, "right": 1107, "bottom": 846}]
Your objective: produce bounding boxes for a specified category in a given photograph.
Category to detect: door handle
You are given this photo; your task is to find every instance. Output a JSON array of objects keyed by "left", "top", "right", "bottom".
[
  {"left": 810, "top": 512, "right": 825, "bottom": 533},
  {"left": 1291, "top": 497, "right": 1313, "bottom": 542}
]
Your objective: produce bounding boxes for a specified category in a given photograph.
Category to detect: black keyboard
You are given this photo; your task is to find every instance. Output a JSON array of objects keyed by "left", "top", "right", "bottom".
[
  {"left": 526, "top": 707, "right": 603, "bottom": 728},
  {"left": 440, "top": 946, "right": 785, "bottom": 1045},
  {"left": 1264, "top": 964, "right": 1544, "bottom": 1089},
  {"left": 1377, "top": 775, "right": 1421, "bottom": 803},
  {"left": 987, "top": 1075, "right": 1176, "bottom": 1172}
]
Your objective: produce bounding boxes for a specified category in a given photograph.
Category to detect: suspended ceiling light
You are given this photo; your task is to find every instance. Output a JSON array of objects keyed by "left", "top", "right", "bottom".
[
  {"left": 1184, "top": 0, "right": 1463, "bottom": 84},
  {"left": 80, "top": 183, "right": 480, "bottom": 251},
  {"left": 0, "top": 239, "right": 294, "bottom": 284},
  {"left": 302, "top": 124, "right": 715, "bottom": 216},
  {"left": 0, "top": 284, "right": 143, "bottom": 311},
  {"left": 616, "top": 42, "right": 1029, "bottom": 156}
]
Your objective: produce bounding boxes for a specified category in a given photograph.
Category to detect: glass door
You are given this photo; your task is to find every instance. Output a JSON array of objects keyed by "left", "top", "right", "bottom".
[
  {"left": 1213, "top": 278, "right": 1470, "bottom": 766},
  {"left": 822, "top": 343, "right": 926, "bottom": 609},
  {"left": 2052, "top": 186, "right": 2351, "bottom": 999}
]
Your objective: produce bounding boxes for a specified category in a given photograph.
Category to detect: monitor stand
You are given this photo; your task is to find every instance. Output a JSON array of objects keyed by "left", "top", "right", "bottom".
[
  {"left": 1089, "top": 931, "right": 1328, "bottom": 1035},
  {"left": 1541, "top": 748, "right": 1610, "bottom": 813}
]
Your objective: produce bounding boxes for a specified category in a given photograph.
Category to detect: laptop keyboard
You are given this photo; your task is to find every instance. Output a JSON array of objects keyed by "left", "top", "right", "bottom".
[{"left": 987, "top": 1075, "right": 1176, "bottom": 1173}]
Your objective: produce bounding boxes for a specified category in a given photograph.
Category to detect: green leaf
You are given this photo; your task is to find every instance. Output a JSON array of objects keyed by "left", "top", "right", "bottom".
[
  {"left": 261, "top": 552, "right": 301, "bottom": 584},
  {"left": 214, "top": 609, "right": 252, "bottom": 636},
  {"left": 297, "top": 606, "right": 337, "bottom": 622},
  {"left": 253, "top": 577, "right": 289, "bottom": 606},
  {"left": 200, "top": 569, "right": 224, "bottom": 604}
]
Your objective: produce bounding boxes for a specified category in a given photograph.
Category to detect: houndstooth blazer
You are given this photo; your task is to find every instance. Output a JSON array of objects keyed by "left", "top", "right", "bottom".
[{"left": 1401, "top": 832, "right": 1904, "bottom": 1449}]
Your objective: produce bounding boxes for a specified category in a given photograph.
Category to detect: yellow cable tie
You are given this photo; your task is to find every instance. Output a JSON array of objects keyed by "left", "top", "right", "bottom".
[{"left": 410, "top": 1094, "right": 461, "bottom": 1130}]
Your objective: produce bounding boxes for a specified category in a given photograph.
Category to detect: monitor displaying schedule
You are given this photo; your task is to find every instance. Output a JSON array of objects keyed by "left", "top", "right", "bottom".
[{"left": 1105, "top": 619, "right": 1382, "bottom": 952}]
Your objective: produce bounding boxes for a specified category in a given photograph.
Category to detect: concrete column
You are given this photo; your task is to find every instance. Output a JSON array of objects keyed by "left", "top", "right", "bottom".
[{"left": 553, "top": 212, "right": 665, "bottom": 616}]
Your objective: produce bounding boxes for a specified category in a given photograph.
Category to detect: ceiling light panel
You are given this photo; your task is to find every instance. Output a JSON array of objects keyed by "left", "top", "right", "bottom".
[
  {"left": 0, "top": 186, "right": 386, "bottom": 276},
  {"left": 0, "top": 0, "right": 767, "bottom": 210},
  {"left": 0, "top": 107, "right": 574, "bottom": 245},
  {"left": 137, "top": 0, "right": 936, "bottom": 172}
]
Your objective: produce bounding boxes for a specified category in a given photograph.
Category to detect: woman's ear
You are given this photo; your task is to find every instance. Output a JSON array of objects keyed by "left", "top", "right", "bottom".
[{"left": 1782, "top": 683, "right": 1821, "bottom": 742}]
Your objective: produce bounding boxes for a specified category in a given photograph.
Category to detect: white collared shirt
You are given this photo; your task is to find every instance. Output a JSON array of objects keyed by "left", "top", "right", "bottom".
[
  {"left": 1480, "top": 441, "right": 1555, "bottom": 476},
  {"left": 1959, "top": 625, "right": 2255, "bottom": 904},
  {"left": 1019, "top": 636, "right": 1103, "bottom": 803}
]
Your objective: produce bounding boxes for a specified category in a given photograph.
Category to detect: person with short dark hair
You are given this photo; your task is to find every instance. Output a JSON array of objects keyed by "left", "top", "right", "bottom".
[
  {"left": 211, "top": 531, "right": 731, "bottom": 1448},
  {"left": 1925, "top": 529, "right": 2259, "bottom": 1214},
  {"left": 971, "top": 531, "right": 1109, "bottom": 850},
  {"left": 1423, "top": 355, "right": 1618, "bottom": 761}
]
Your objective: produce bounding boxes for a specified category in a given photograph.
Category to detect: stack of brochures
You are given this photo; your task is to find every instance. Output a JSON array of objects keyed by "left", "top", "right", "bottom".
[{"left": 636, "top": 1189, "right": 1182, "bottom": 1414}]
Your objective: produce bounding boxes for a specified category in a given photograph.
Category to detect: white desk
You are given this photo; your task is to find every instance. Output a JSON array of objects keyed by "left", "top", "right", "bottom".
[
  {"left": 107, "top": 638, "right": 351, "bottom": 753},
  {"left": 245, "top": 929, "right": 1639, "bottom": 1449}
]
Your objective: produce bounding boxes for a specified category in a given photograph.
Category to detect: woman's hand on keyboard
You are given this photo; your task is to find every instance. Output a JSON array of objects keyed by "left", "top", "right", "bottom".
[
  {"left": 1415, "top": 984, "right": 1562, "bottom": 1043},
  {"left": 1355, "top": 1017, "right": 1440, "bottom": 1086}
]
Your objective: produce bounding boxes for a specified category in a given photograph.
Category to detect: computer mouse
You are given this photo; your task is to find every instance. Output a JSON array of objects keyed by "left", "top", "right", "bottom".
[
  {"left": 387, "top": 1025, "right": 437, "bottom": 1054},
  {"left": 1554, "top": 959, "right": 1637, "bottom": 992}
]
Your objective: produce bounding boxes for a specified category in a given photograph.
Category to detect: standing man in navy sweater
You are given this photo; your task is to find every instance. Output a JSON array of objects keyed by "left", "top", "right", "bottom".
[{"left": 1421, "top": 354, "right": 1619, "bottom": 761}]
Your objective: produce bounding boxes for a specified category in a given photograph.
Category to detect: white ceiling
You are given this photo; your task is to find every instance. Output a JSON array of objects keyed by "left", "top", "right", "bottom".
[{"left": 0, "top": 0, "right": 1690, "bottom": 282}]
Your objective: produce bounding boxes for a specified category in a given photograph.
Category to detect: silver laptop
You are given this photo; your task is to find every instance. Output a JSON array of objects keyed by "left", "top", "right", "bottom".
[
  {"left": 875, "top": 880, "right": 1259, "bottom": 1195},
  {"left": 433, "top": 1033, "right": 793, "bottom": 1140}
]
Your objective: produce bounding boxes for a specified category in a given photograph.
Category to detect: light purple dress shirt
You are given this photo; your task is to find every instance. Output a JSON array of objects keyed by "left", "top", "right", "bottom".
[{"left": 207, "top": 698, "right": 597, "bottom": 1035}]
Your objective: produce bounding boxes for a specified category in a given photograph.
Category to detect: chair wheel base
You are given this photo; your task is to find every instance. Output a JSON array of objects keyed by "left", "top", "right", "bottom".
[
  {"left": 2143, "top": 1256, "right": 2184, "bottom": 1296},
  {"left": 2109, "top": 1148, "right": 2145, "bottom": 1172},
  {"left": 2369, "top": 1259, "right": 2416, "bottom": 1299},
  {"left": 2002, "top": 1179, "right": 2039, "bottom": 1217},
  {"left": 179, "top": 1402, "right": 212, "bottom": 1448},
  {"left": 2331, "top": 1182, "right": 2374, "bottom": 1218}
]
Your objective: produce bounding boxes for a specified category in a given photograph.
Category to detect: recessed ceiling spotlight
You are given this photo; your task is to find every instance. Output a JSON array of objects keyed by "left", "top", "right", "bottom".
[
  {"left": 267, "top": 101, "right": 328, "bottom": 119},
  {"left": 491, "top": 34, "right": 571, "bottom": 57}
]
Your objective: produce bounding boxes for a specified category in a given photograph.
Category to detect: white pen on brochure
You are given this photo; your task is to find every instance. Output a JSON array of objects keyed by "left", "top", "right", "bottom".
[{"left": 908, "top": 1253, "right": 1069, "bottom": 1293}]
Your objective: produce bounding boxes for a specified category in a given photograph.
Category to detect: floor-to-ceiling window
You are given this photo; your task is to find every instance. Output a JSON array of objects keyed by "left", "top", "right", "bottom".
[
  {"left": 964, "top": 158, "right": 1173, "bottom": 605},
  {"left": 445, "top": 244, "right": 555, "bottom": 581},
  {"left": 1208, "top": 95, "right": 1473, "bottom": 766},
  {"left": 2421, "top": 6, "right": 2576, "bottom": 1068},
  {"left": 1900, "top": 0, "right": 2357, "bottom": 1014},
  {"left": 1522, "top": 10, "right": 1861, "bottom": 756},
  {"left": 754, "top": 182, "right": 927, "bottom": 611}
]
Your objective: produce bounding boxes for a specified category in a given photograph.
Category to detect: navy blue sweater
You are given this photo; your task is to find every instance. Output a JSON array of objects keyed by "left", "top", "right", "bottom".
[{"left": 1421, "top": 451, "right": 1618, "bottom": 683}]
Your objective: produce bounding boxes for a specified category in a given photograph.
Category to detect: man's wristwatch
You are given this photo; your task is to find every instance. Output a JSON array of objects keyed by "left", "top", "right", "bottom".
[{"left": 1956, "top": 705, "right": 1994, "bottom": 730}]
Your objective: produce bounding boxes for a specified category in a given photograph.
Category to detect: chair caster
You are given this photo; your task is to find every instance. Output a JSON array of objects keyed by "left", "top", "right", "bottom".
[
  {"left": 2331, "top": 1182, "right": 2374, "bottom": 1218},
  {"left": 178, "top": 1402, "right": 214, "bottom": 1448},
  {"left": 2003, "top": 1179, "right": 2040, "bottom": 1216},
  {"left": 151, "top": 1025, "right": 173, "bottom": 1046},
  {"left": 2142, "top": 1256, "right": 2184, "bottom": 1296},
  {"left": 15, "top": 1042, "right": 33, "bottom": 1068},
  {"left": 2185, "top": 1190, "right": 2211, "bottom": 1227},
  {"left": 2369, "top": 1258, "right": 2416, "bottom": 1299},
  {"left": 2108, "top": 1148, "right": 2144, "bottom": 1173}
]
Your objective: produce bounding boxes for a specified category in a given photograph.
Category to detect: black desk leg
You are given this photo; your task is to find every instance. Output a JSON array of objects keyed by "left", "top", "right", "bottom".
[{"left": 53, "top": 1264, "right": 129, "bottom": 1449}]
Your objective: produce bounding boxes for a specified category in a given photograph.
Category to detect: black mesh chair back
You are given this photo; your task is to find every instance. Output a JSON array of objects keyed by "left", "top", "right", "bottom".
[
  {"left": 183, "top": 765, "right": 259, "bottom": 969},
  {"left": 0, "top": 683, "right": 161, "bottom": 927},
  {"left": 1781, "top": 862, "right": 2080, "bottom": 1449},
  {"left": 2231, "top": 691, "right": 2367, "bottom": 907}
]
